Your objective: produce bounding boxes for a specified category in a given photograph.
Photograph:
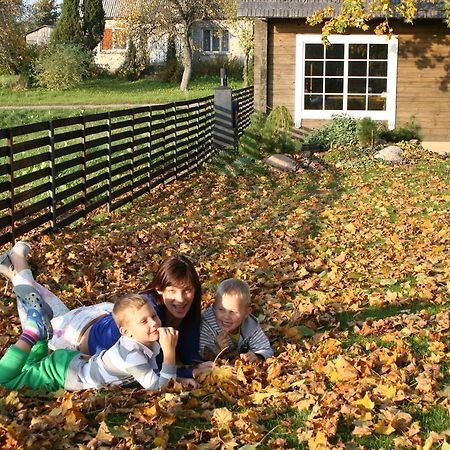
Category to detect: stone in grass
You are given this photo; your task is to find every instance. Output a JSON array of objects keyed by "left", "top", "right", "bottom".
[
  {"left": 374, "top": 145, "right": 403, "bottom": 163},
  {"left": 264, "top": 154, "right": 300, "bottom": 173}
]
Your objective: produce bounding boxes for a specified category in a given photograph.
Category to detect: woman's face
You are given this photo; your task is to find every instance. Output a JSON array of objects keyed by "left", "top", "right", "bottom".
[{"left": 158, "top": 283, "right": 195, "bottom": 321}]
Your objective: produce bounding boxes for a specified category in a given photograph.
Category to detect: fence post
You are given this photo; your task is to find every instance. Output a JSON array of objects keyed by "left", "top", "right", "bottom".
[
  {"left": 48, "top": 120, "right": 57, "bottom": 231},
  {"left": 7, "top": 129, "right": 15, "bottom": 243},
  {"left": 81, "top": 117, "right": 87, "bottom": 218},
  {"left": 173, "top": 102, "right": 178, "bottom": 179},
  {"left": 163, "top": 105, "right": 167, "bottom": 186},
  {"left": 195, "top": 100, "right": 200, "bottom": 166},
  {"left": 131, "top": 109, "right": 135, "bottom": 200},
  {"left": 147, "top": 106, "right": 152, "bottom": 192},
  {"left": 107, "top": 112, "right": 112, "bottom": 213}
]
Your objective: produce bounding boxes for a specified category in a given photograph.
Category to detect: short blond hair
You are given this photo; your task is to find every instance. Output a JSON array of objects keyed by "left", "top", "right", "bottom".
[
  {"left": 215, "top": 278, "right": 250, "bottom": 307},
  {"left": 112, "top": 293, "right": 149, "bottom": 328}
]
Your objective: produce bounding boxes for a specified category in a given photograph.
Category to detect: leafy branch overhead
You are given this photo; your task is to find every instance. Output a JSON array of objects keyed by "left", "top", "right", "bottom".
[{"left": 306, "top": 0, "right": 450, "bottom": 40}]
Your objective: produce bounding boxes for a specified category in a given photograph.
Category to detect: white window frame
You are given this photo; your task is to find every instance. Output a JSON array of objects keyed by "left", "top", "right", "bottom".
[
  {"left": 294, "top": 34, "right": 398, "bottom": 129},
  {"left": 202, "top": 28, "right": 229, "bottom": 53}
]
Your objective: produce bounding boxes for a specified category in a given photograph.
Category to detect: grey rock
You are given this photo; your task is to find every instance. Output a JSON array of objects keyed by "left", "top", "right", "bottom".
[
  {"left": 374, "top": 145, "right": 403, "bottom": 163},
  {"left": 264, "top": 154, "right": 300, "bottom": 172}
]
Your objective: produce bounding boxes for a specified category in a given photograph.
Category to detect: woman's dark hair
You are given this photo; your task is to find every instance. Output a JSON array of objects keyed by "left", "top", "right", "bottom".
[{"left": 144, "top": 254, "right": 201, "bottom": 324}]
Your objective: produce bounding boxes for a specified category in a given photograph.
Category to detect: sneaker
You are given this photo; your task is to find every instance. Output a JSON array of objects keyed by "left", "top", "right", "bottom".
[
  {"left": 10, "top": 241, "right": 31, "bottom": 258},
  {"left": 0, "top": 251, "right": 14, "bottom": 280},
  {"left": 26, "top": 307, "right": 52, "bottom": 340},
  {"left": 14, "top": 286, "right": 53, "bottom": 339}
]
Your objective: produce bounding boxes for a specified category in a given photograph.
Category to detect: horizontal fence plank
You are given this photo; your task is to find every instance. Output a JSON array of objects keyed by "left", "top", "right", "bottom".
[{"left": 0, "top": 87, "right": 253, "bottom": 243}]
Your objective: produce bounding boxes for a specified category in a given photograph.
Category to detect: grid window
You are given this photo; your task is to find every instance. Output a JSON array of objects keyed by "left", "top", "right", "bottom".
[
  {"left": 202, "top": 28, "right": 230, "bottom": 53},
  {"left": 296, "top": 34, "right": 398, "bottom": 128}
]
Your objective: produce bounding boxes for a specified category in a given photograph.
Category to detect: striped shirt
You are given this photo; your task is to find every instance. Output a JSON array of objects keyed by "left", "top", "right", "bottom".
[
  {"left": 199, "top": 306, "right": 273, "bottom": 361},
  {"left": 64, "top": 336, "right": 176, "bottom": 391}
]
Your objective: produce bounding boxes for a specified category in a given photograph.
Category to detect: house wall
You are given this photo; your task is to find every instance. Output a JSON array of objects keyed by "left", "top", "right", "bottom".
[
  {"left": 26, "top": 26, "right": 54, "bottom": 46},
  {"left": 255, "top": 18, "right": 450, "bottom": 141},
  {"left": 191, "top": 20, "right": 245, "bottom": 63}
]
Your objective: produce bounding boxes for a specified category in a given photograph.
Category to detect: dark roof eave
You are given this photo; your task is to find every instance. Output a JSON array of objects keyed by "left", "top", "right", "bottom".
[{"left": 237, "top": 0, "right": 446, "bottom": 19}]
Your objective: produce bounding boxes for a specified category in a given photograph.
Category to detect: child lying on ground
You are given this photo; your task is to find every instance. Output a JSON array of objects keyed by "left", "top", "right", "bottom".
[
  {"left": 0, "top": 243, "right": 178, "bottom": 391},
  {"left": 199, "top": 278, "right": 273, "bottom": 363}
]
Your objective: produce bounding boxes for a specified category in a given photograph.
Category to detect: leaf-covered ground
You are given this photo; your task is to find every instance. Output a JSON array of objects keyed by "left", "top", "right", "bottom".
[{"left": 0, "top": 150, "right": 449, "bottom": 449}]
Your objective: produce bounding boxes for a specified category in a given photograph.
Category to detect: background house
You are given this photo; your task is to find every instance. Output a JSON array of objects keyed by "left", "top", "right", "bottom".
[
  {"left": 26, "top": 25, "right": 55, "bottom": 46},
  {"left": 238, "top": 0, "right": 450, "bottom": 146},
  {"left": 96, "top": 0, "right": 245, "bottom": 72}
]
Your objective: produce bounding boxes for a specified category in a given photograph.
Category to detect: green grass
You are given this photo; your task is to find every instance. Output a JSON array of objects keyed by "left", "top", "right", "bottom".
[{"left": 0, "top": 75, "right": 242, "bottom": 106}]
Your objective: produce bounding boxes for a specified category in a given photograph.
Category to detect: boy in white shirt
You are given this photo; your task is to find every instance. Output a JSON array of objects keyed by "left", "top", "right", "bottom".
[
  {"left": 199, "top": 278, "right": 273, "bottom": 362},
  {"left": 0, "top": 242, "right": 178, "bottom": 391}
]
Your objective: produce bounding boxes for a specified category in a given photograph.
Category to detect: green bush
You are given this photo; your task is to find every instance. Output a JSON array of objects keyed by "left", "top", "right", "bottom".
[
  {"left": 192, "top": 56, "right": 243, "bottom": 80},
  {"left": 266, "top": 105, "right": 293, "bottom": 133},
  {"left": 34, "top": 43, "right": 90, "bottom": 90},
  {"left": 379, "top": 116, "right": 422, "bottom": 142},
  {"left": 356, "top": 117, "right": 379, "bottom": 147},
  {"left": 304, "top": 114, "right": 358, "bottom": 149}
]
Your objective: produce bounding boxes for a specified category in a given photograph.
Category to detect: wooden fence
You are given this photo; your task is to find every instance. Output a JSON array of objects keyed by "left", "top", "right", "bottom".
[{"left": 0, "top": 86, "right": 254, "bottom": 245}]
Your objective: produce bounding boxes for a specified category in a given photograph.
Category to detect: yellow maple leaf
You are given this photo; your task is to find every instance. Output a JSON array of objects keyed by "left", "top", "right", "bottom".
[
  {"left": 308, "top": 431, "right": 329, "bottom": 450},
  {"left": 353, "top": 393, "right": 375, "bottom": 410},
  {"left": 211, "top": 407, "right": 233, "bottom": 429},
  {"left": 374, "top": 422, "right": 396, "bottom": 435}
]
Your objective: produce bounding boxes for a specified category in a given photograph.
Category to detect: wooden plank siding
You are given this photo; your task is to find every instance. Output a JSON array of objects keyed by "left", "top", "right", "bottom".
[{"left": 259, "top": 18, "right": 450, "bottom": 141}]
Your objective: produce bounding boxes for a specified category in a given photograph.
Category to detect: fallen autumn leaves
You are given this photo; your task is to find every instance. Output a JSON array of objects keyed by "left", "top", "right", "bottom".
[{"left": 0, "top": 151, "right": 449, "bottom": 449}]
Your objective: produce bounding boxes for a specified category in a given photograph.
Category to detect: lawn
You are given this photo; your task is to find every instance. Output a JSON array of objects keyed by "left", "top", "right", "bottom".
[
  {"left": 0, "top": 148, "right": 448, "bottom": 449},
  {"left": 0, "top": 75, "right": 243, "bottom": 128}
]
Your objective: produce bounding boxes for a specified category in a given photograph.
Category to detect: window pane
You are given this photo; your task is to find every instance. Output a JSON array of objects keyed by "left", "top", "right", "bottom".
[
  {"left": 325, "top": 95, "right": 343, "bottom": 110},
  {"left": 304, "top": 95, "right": 323, "bottom": 109},
  {"left": 349, "top": 61, "right": 367, "bottom": 76},
  {"left": 349, "top": 44, "right": 367, "bottom": 59},
  {"left": 369, "top": 44, "right": 388, "bottom": 59},
  {"left": 348, "top": 78, "right": 366, "bottom": 93},
  {"left": 212, "top": 30, "right": 220, "bottom": 51},
  {"left": 325, "top": 61, "right": 344, "bottom": 76},
  {"left": 305, "top": 44, "right": 324, "bottom": 59},
  {"left": 305, "top": 61, "right": 323, "bottom": 76},
  {"left": 305, "top": 78, "right": 323, "bottom": 93},
  {"left": 368, "top": 95, "right": 386, "bottom": 110},
  {"left": 369, "top": 61, "right": 387, "bottom": 76},
  {"left": 221, "top": 30, "right": 229, "bottom": 52},
  {"left": 325, "top": 78, "right": 343, "bottom": 93},
  {"left": 368, "top": 78, "right": 387, "bottom": 94},
  {"left": 348, "top": 95, "right": 366, "bottom": 110},
  {"left": 203, "top": 30, "right": 211, "bottom": 51},
  {"left": 326, "top": 44, "right": 344, "bottom": 59}
]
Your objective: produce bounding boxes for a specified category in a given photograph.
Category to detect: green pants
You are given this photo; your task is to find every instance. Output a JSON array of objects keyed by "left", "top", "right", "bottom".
[{"left": 0, "top": 340, "right": 79, "bottom": 391}]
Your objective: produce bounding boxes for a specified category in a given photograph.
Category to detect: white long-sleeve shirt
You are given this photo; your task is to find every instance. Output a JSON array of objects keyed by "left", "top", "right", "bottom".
[{"left": 64, "top": 336, "right": 176, "bottom": 391}]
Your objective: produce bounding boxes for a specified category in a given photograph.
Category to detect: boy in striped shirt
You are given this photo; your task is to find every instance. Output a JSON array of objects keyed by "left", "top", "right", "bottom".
[
  {"left": 199, "top": 278, "right": 273, "bottom": 363},
  {"left": 0, "top": 255, "right": 178, "bottom": 392}
]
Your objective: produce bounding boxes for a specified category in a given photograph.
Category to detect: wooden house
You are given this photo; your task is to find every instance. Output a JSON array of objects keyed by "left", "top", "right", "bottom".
[
  {"left": 96, "top": 0, "right": 245, "bottom": 72},
  {"left": 238, "top": 0, "right": 450, "bottom": 146}
]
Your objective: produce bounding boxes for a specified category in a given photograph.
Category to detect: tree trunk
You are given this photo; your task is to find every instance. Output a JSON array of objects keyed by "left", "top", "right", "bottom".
[
  {"left": 243, "top": 52, "right": 249, "bottom": 87},
  {"left": 179, "top": 26, "right": 192, "bottom": 92}
]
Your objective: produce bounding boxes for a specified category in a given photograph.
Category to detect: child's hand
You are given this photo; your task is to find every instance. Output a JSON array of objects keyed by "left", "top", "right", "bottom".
[
  {"left": 158, "top": 327, "right": 178, "bottom": 365},
  {"left": 240, "top": 351, "right": 261, "bottom": 363},
  {"left": 193, "top": 361, "right": 214, "bottom": 378},
  {"left": 178, "top": 377, "right": 198, "bottom": 388},
  {"left": 216, "top": 330, "right": 229, "bottom": 350}
]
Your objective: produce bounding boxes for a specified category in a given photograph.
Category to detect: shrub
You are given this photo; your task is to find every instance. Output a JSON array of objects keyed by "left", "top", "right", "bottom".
[
  {"left": 304, "top": 114, "right": 358, "bottom": 149},
  {"left": 379, "top": 116, "right": 422, "bottom": 143},
  {"left": 192, "top": 56, "right": 243, "bottom": 80},
  {"left": 34, "top": 43, "right": 90, "bottom": 90},
  {"left": 356, "top": 117, "right": 379, "bottom": 147},
  {"left": 266, "top": 105, "right": 293, "bottom": 133}
]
